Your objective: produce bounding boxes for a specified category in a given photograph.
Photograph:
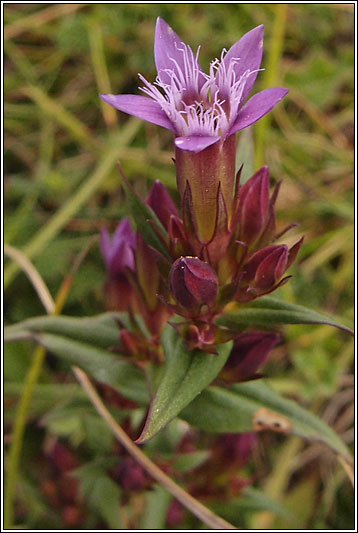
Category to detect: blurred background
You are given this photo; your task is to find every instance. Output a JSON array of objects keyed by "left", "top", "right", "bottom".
[{"left": 4, "top": 3, "right": 354, "bottom": 530}]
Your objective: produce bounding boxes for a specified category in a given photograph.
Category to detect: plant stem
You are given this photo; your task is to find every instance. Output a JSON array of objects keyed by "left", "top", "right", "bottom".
[
  {"left": 4, "top": 345, "right": 47, "bottom": 529},
  {"left": 4, "top": 243, "right": 55, "bottom": 314}
]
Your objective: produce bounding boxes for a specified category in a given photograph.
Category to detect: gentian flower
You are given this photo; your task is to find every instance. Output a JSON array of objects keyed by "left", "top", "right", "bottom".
[
  {"left": 100, "top": 17, "right": 287, "bottom": 154},
  {"left": 101, "top": 18, "right": 288, "bottom": 242}
]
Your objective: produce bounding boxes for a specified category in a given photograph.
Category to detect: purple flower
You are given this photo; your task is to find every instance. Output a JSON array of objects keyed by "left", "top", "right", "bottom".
[
  {"left": 100, "top": 18, "right": 288, "bottom": 154},
  {"left": 100, "top": 218, "right": 135, "bottom": 278}
]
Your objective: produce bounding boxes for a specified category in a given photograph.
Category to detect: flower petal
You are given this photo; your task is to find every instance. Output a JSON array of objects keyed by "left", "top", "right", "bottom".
[
  {"left": 154, "top": 17, "right": 203, "bottom": 88},
  {"left": 113, "top": 218, "right": 136, "bottom": 249},
  {"left": 229, "top": 87, "right": 289, "bottom": 135},
  {"left": 174, "top": 135, "right": 220, "bottom": 153},
  {"left": 100, "top": 94, "right": 175, "bottom": 131},
  {"left": 223, "top": 25, "right": 264, "bottom": 103}
]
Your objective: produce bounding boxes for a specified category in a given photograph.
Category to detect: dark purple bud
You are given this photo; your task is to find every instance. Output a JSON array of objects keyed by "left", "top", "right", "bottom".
[
  {"left": 103, "top": 276, "right": 136, "bottom": 313},
  {"left": 166, "top": 500, "right": 185, "bottom": 528},
  {"left": 238, "top": 167, "right": 270, "bottom": 246},
  {"left": 47, "top": 441, "right": 77, "bottom": 473},
  {"left": 112, "top": 457, "right": 149, "bottom": 491},
  {"left": 146, "top": 180, "right": 178, "bottom": 229},
  {"left": 254, "top": 245, "right": 288, "bottom": 289},
  {"left": 214, "top": 432, "right": 258, "bottom": 467},
  {"left": 169, "top": 256, "right": 218, "bottom": 316},
  {"left": 223, "top": 331, "right": 280, "bottom": 382},
  {"left": 100, "top": 218, "right": 135, "bottom": 277},
  {"left": 243, "top": 244, "right": 288, "bottom": 290}
]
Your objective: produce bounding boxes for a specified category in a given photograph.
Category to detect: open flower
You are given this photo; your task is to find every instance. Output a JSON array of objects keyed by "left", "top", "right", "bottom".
[{"left": 100, "top": 17, "right": 288, "bottom": 154}]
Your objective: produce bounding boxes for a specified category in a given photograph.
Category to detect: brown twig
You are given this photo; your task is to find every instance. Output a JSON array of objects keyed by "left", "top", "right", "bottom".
[{"left": 72, "top": 366, "right": 237, "bottom": 530}]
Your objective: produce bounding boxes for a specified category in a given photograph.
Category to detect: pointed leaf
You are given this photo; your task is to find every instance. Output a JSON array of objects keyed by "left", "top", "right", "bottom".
[
  {"left": 211, "top": 486, "right": 294, "bottom": 523},
  {"left": 5, "top": 317, "right": 148, "bottom": 404},
  {"left": 4, "top": 312, "right": 126, "bottom": 348},
  {"left": 181, "top": 380, "right": 352, "bottom": 463},
  {"left": 137, "top": 324, "right": 232, "bottom": 443},
  {"left": 140, "top": 485, "right": 172, "bottom": 529},
  {"left": 86, "top": 474, "right": 123, "bottom": 529},
  {"left": 216, "top": 296, "right": 353, "bottom": 335}
]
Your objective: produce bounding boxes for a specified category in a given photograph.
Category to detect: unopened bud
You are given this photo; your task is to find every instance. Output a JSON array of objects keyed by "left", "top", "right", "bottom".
[
  {"left": 169, "top": 256, "right": 218, "bottom": 316},
  {"left": 100, "top": 218, "right": 135, "bottom": 277},
  {"left": 243, "top": 245, "right": 288, "bottom": 290},
  {"left": 238, "top": 167, "right": 270, "bottom": 247},
  {"left": 146, "top": 180, "right": 178, "bottom": 229},
  {"left": 222, "top": 331, "right": 280, "bottom": 382}
]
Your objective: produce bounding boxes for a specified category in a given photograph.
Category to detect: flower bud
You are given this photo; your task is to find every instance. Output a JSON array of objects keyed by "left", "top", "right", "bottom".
[
  {"left": 46, "top": 441, "right": 77, "bottom": 473},
  {"left": 167, "top": 500, "right": 185, "bottom": 528},
  {"left": 100, "top": 218, "right": 135, "bottom": 277},
  {"left": 222, "top": 331, "right": 280, "bottom": 383},
  {"left": 100, "top": 219, "right": 137, "bottom": 312},
  {"left": 243, "top": 245, "right": 288, "bottom": 290},
  {"left": 146, "top": 180, "right": 178, "bottom": 230},
  {"left": 112, "top": 457, "right": 149, "bottom": 491},
  {"left": 213, "top": 432, "right": 258, "bottom": 467},
  {"left": 169, "top": 256, "right": 218, "bottom": 316},
  {"left": 237, "top": 166, "right": 270, "bottom": 247}
]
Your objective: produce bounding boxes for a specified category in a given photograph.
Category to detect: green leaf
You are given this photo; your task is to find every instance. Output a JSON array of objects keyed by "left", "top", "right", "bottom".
[
  {"left": 272, "top": 476, "right": 318, "bottom": 529},
  {"left": 121, "top": 176, "right": 170, "bottom": 259},
  {"left": 217, "top": 296, "right": 353, "bottom": 336},
  {"left": 137, "top": 325, "right": 232, "bottom": 443},
  {"left": 181, "top": 380, "right": 352, "bottom": 463},
  {"left": 140, "top": 485, "right": 172, "bottom": 529},
  {"left": 211, "top": 486, "right": 294, "bottom": 524},
  {"left": 4, "top": 312, "right": 127, "bottom": 348},
  {"left": 83, "top": 414, "right": 114, "bottom": 453},
  {"left": 74, "top": 463, "right": 123, "bottom": 529},
  {"left": 5, "top": 319, "right": 148, "bottom": 404},
  {"left": 89, "top": 476, "right": 123, "bottom": 528},
  {"left": 173, "top": 450, "right": 210, "bottom": 472}
]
